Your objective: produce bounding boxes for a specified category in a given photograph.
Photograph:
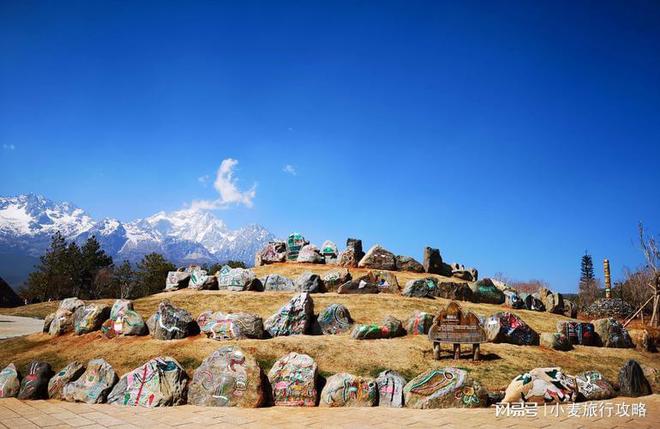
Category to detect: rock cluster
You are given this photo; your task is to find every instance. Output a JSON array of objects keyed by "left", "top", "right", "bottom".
[
  {"left": 583, "top": 298, "right": 635, "bottom": 319},
  {"left": 43, "top": 298, "right": 85, "bottom": 336},
  {"left": 502, "top": 367, "right": 577, "bottom": 404}
]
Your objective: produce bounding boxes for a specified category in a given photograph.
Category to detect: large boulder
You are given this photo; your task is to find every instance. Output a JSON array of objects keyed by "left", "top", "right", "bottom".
[
  {"left": 435, "top": 282, "right": 473, "bottom": 301},
  {"left": 503, "top": 290, "right": 525, "bottom": 309},
  {"left": 286, "top": 232, "right": 309, "bottom": 262},
  {"left": 321, "top": 269, "right": 351, "bottom": 291},
  {"left": 317, "top": 304, "right": 354, "bottom": 335},
  {"left": 188, "top": 346, "right": 265, "bottom": 407},
  {"left": 355, "top": 271, "right": 399, "bottom": 294},
  {"left": 217, "top": 266, "right": 261, "bottom": 291},
  {"left": 540, "top": 332, "right": 572, "bottom": 351},
  {"left": 197, "top": 311, "right": 264, "bottom": 340},
  {"left": 101, "top": 299, "right": 147, "bottom": 338},
  {"left": 358, "top": 245, "right": 397, "bottom": 271},
  {"left": 17, "top": 361, "right": 54, "bottom": 400},
  {"left": 396, "top": 256, "right": 424, "bottom": 273},
  {"left": 147, "top": 300, "right": 199, "bottom": 340},
  {"left": 107, "top": 357, "right": 188, "bottom": 407},
  {"left": 520, "top": 293, "right": 546, "bottom": 312},
  {"left": 502, "top": 367, "right": 577, "bottom": 404},
  {"left": 405, "top": 311, "right": 434, "bottom": 335},
  {"left": 338, "top": 238, "right": 365, "bottom": 267},
  {"left": 60, "top": 297, "right": 85, "bottom": 312},
  {"left": 264, "top": 293, "right": 314, "bottom": 337},
  {"left": 260, "top": 274, "right": 296, "bottom": 291},
  {"left": 44, "top": 297, "right": 85, "bottom": 336},
  {"left": 642, "top": 366, "right": 660, "bottom": 394},
  {"left": 422, "top": 247, "right": 451, "bottom": 275},
  {"left": 320, "top": 240, "right": 339, "bottom": 264},
  {"left": 404, "top": 368, "right": 488, "bottom": 408},
  {"left": 63, "top": 359, "right": 118, "bottom": 404},
  {"left": 484, "top": 312, "right": 539, "bottom": 345},
  {"left": 450, "top": 263, "right": 478, "bottom": 282},
  {"left": 73, "top": 303, "right": 111, "bottom": 335},
  {"left": 375, "top": 370, "right": 406, "bottom": 408},
  {"left": 538, "top": 287, "right": 564, "bottom": 314},
  {"left": 165, "top": 271, "right": 190, "bottom": 291},
  {"left": 402, "top": 277, "right": 438, "bottom": 298},
  {"left": 297, "top": 244, "right": 325, "bottom": 264},
  {"left": 268, "top": 352, "right": 318, "bottom": 406},
  {"left": 320, "top": 373, "right": 377, "bottom": 407},
  {"left": 618, "top": 359, "right": 652, "bottom": 397},
  {"left": 48, "top": 361, "right": 85, "bottom": 400},
  {"left": 574, "top": 370, "right": 615, "bottom": 401},
  {"left": 556, "top": 321, "right": 595, "bottom": 346},
  {"left": 592, "top": 317, "right": 634, "bottom": 348},
  {"left": 563, "top": 299, "right": 578, "bottom": 318},
  {"left": 255, "top": 241, "right": 287, "bottom": 266},
  {"left": 295, "top": 271, "right": 325, "bottom": 293},
  {"left": 189, "top": 268, "right": 218, "bottom": 290},
  {"left": 0, "top": 363, "right": 21, "bottom": 398},
  {"left": 351, "top": 316, "right": 405, "bottom": 340},
  {"left": 337, "top": 280, "right": 380, "bottom": 294},
  {"left": 469, "top": 279, "right": 505, "bottom": 304}
]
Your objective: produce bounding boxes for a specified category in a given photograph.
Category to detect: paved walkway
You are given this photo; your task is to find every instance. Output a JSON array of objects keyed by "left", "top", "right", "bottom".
[
  {"left": 0, "top": 395, "right": 658, "bottom": 429},
  {"left": 0, "top": 315, "right": 43, "bottom": 339}
]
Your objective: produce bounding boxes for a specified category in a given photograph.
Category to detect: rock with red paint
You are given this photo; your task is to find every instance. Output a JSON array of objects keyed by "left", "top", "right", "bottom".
[
  {"left": 62, "top": 359, "right": 118, "bottom": 404},
  {"left": 351, "top": 316, "right": 406, "bottom": 340},
  {"left": 320, "top": 373, "right": 378, "bottom": 407},
  {"left": 73, "top": 303, "right": 111, "bottom": 335},
  {"left": 43, "top": 297, "right": 86, "bottom": 336},
  {"left": 484, "top": 312, "right": 539, "bottom": 346},
  {"left": 197, "top": 311, "right": 264, "bottom": 340},
  {"left": 502, "top": 367, "right": 577, "bottom": 404},
  {"left": 48, "top": 361, "right": 85, "bottom": 399},
  {"left": 107, "top": 357, "right": 189, "bottom": 407},
  {"left": 188, "top": 346, "right": 265, "bottom": 407},
  {"left": 17, "top": 361, "right": 53, "bottom": 400},
  {"left": 101, "top": 300, "right": 147, "bottom": 338},
  {"left": 375, "top": 370, "right": 406, "bottom": 408},
  {"left": 404, "top": 368, "right": 488, "bottom": 408},
  {"left": 0, "top": 363, "right": 21, "bottom": 398},
  {"left": 405, "top": 311, "right": 433, "bottom": 335},
  {"left": 267, "top": 352, "right": 318, "bottom": 406}
]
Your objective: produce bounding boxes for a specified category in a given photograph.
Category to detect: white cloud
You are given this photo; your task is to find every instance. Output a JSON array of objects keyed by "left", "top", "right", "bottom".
[
  {"left": 282, "top": 164, "right": 297, "bottom": 176},
  {"left": 191, "top": 159, "right": 256, "bottom": 210},
  {"left": 197, "top": 175, "right": 210, "bottom": 186},
  {"left": 2, "top": 144, "right": 15, "bottom": 150}
]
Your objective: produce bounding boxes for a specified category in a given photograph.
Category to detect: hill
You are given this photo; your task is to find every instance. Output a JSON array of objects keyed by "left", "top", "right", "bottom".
[{"left": 0, "top": 264, "right": 657, "bottom": 390}]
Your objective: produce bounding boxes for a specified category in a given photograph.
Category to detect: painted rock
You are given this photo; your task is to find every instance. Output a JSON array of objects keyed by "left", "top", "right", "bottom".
[
  {"left": 102, "top": 300, "right": 147, "bottom": 338},
  {"left": 268, "top": 352, "right": 318, "bottom": 406},
  {"left": 484, "top": 312, "right": 539, "bottom": 345},
  {"left": 435, "top": 282, "right": 473, "bottom": 301},
  {"left": 642, "top": 366, "right": 660, "bottom": 394},
  {"left": 17, "top": 361, "right": 53, "bottom": 400},
  {"left": 264, "top": 293, "right": 314, "bottom": 337},
  {"left": 503, "top": 290, "right": 525, "bottom": 309},
  {"left": 351, "top": 316, "right": 405, "bottom": 340},
  {"left": 520, "top": 293, "right": 545, "bottom": 312},
  {"left": 338, "top": 247, "right": 360, "bottom": 268},
  {"left": 395, "top": 256, "right": 424, "bottom": 273},
  {"left": 317, "top": 304, "right": 353, "bottom": 335},
  {"left": 148, "top": 300, "right": 199, "bottom": 340},
  {"left": 260, "top": 274, "right": 296, "bottom": 291},
  {"left": 337, "top": 280, "right": 380, "bottom": 294},
  {"left": 405, "top": 311, "right": 433, "bottom": 335},
  {"left": 593, "top": 318, "right": 634, "bottom": 348},
  {"left": 563, "top": 299, "right": 578, "bottom": 318},
  {"left": 402, "top": 278, "right": 438, "bottom": 298},
  {"left": 321, "top": 269, "right": 351, "bottom": 291},
  {"left": 618, "top": 359, "right": 652, "bottom": 397},
  {"left": 197, "top": 311, "right": 264, "bottom": 340},
  {"left": 469, "top": 279, "right": 505, "bottom": 304},
  {"left": 556, "top": 321, "right": 594, "bottom": 346},
  {"left": 320, "top": 240, "right": 339, "bottom": 263},
  {"left": 574, "top": 370, "right": 615, "bottom": 401},
  {"left": 297, "top": 244, "right": 325, "bottom": 264},
  {"left": 107, "top": 357, "right": 188, "bottom": 407},
  {"left": 320, "top": 373, "right": 377, "bottom": 407},
  {"left": 286, "top": 232, "right": 309, "bottom": 262},
  {"left": 188, "top": 346, "right": 264, "bottom": 407},
  {"left": 538, "top": 287, "right": 564, "bottom": 314},
  {"left": 375, "top": 370, "right": 406, "bottom": 408},
  {"left": 48, "top": 361, "right": 85, "bottom": 399},
  {"left": 356, "top": 271, "right": 399, "bottom": 294},
  {"left": 540, "top": 332, "right": 572, "bottom": 351},
  {"left": 217, "top": 266, "right": 260, "bottom": 291},
  {"left": 358, "top": 245, "right": 397, "bottom": 271},
  {"left": 165, "top": 271, "right": 190, "bottom": 291},
  {"left": 73, "top": 303, "right": 111, "bottom": 335},
  {"left": 189, "top": 268, "right": 218, "bottom": 290},
  {"left": 295, "top": 271, "right": 325, "bottom": 293},
  {"left": 255, "top": 241, "right": 287, "bottom": 266},
  {"left": 63, "top": 359, "right": 118, "bottom": 404},
  {"left": 0, "top": 363, "right": 21, "bottom": 398},
  {"left": 502, "top": 367, "right": 577, "bottom": 404},
  {"left": 45, "top": 298, "right": 84, "bottom": 336},
  {"left": 404, "top": 368, "right": 488, "bottom": 408},
  {"left": 60, "top": 297, "right": 85, "bottom": 312}
]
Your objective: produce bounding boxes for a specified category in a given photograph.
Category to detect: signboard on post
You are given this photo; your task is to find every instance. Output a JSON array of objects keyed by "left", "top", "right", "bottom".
[{"left": 428, "top": 301, "right": 486, "bottom": 360}]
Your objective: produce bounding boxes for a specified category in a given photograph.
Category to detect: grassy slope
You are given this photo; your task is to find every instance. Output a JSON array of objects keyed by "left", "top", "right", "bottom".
[{"left": 1, "top": 263, "right": 658, "bottom": 389}]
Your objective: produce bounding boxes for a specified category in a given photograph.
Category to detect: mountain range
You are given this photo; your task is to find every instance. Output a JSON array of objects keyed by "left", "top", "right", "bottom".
[{"left": 0, "top": 194, "right": 275, "bottom": 288}]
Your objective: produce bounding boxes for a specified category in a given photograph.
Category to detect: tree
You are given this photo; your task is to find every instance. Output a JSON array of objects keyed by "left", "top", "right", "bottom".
[
  {"left": 114, "top": 260, "right": 136, "bottom": 299},
  {"left": 578, "top": 251, "right": 600, "bottom": 308},
  {"left": 22, "top": 232, "right": 72, "bottom": 301},
  {"left": 135, "top": 253, "right": 175, "bottom": 297},
  {"left": 637, "top": 222, "right": 659, "bottom": 326},
  {"left": 77, "top": 236, "right": 113, "bottom": 299},
  {"left": 580, "top": 251, "right": 595, "bottom": 286}
]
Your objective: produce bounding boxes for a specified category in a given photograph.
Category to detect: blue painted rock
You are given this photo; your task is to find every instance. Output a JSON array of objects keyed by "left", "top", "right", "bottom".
[
  {"left": 264, "top": 293, "right": 314, "bottom": 337},
  {"left": 317, "top": 304, "right": 353, "bottom": 335},
  {"left": 320, "top": 373, "right": 377, "bottom": 407}
]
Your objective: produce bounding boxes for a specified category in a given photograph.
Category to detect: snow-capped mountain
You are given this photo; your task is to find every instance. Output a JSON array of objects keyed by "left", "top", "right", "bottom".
[{"left": 0, "top": 194, "right": 276, "bottom": 287}]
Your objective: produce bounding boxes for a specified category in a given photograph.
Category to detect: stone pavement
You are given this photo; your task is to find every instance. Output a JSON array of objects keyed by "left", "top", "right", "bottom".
[
  {"left": 0, "top": 395, "right": 657, "bottom": 429},
  {"left": 0, "top": 315, "right": 43, "bottom": 339}
]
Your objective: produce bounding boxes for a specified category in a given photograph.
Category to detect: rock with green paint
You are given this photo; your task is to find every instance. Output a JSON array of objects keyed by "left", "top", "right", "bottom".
[
  {"left": 404, "top": 368, "right": 488, "bottom": 409},
  {"left": 317, "top": 304, "right": 353, "bottom": 335},
  {"left": 405, "top": 311, "right": 433, "bottom": 335},
  {"left": 320, "top": 373, "right": 378, "bottom": 407},
  {"left": 63, "top": 359, "right": 118, "bottom": 404},
  {"left": 540, "top": 332, "right": 572, "bottom": 351},
  {"left": 351, "top": 316, "right": 405, "bottom": 340},
  {"left": 402, "top": 277, "right": 438, "bottom": 298},
  {"left": 0, "top": 363, "right": 21, "bottom": 398},
  {"left": 48, "top": 361, "right": 85, "bottom": 399},
  {"left": 469, "top": 279, "right": 505, "bottom": 304},
  {"left": 502, "top": 367, "right": 577, "bottom": 404},
  {"left": 73, "top": 303, "right": 111, "bottom": 335}
]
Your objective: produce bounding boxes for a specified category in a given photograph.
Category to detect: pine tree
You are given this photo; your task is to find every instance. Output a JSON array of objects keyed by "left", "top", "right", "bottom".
[
  {"left": 78, "top": 236, "right": 113, "bottom": 298},
  {"left": 114, "top": 260, "right": 136, "bottom": 299},
  {"left": 580, "top": 251, "right": 595, "bottom": 286},
  {"left": 136, "top": 253, "right": 175, "bottom": 297},
  {"left": 578, "top": 251, "right": 599, "bottom": 307}
]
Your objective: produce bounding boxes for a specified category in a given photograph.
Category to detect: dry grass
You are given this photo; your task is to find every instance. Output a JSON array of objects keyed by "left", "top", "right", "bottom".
[{"left": 1, "top": 263, "right": 658, "bottom": 389}]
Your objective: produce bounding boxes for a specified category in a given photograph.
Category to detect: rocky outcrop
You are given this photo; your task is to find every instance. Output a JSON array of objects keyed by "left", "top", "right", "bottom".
[
  {"left": 358, "top": 245, "right": 397, "bottom": 271},
  {"left": 375, "top": 370, "right": 406, "bottom": 408},
  {"left": 404, "top": 368, "right": 488, "bottom": 408},
  {"left": 320, "top": 373, "right": 377, "bottom": 407},
  {"left": 107, "top": 357, "right": 188, "bottom": 407},
  {"left": 268, "top": 352, "right": 317, "bottom": 406},
  {"left": 188, "top": 346, "right": 265, "bottom": 407},
  {"left": 484, "top": 312, "right": 539, "bottom": 345},
  {"left": 0, "top": 363, "right": 21, "bottom": 398},
  {"left": 147, "top": 300, "right": 199, "bottom": 340},
  {"left": 63, "top": 359, "right": 118, "bottom": 404},
  {"left": 317, "top": 304, "right": 354, "bottom": 335},
  {"left": 17, "top": 361, "right": 53, "bottom": 400},
  {"left": 48, "top": 361, "right": 85, "bottom": 400},
  {"left": 197, "top": 311, "right": 264, "bottom": 340},
  {"left": 264, "top": 293, "right": 314, "bottom": 337}
]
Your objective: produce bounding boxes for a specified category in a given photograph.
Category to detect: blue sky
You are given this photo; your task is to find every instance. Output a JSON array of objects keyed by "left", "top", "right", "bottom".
[{"left": 1, "top": 1, "right": 659, "bottom": 292}]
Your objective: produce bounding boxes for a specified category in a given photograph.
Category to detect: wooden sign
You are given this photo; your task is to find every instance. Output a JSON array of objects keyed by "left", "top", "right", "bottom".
[{"left": 428, "top": 302, "right": 486, "bottom": 360}]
